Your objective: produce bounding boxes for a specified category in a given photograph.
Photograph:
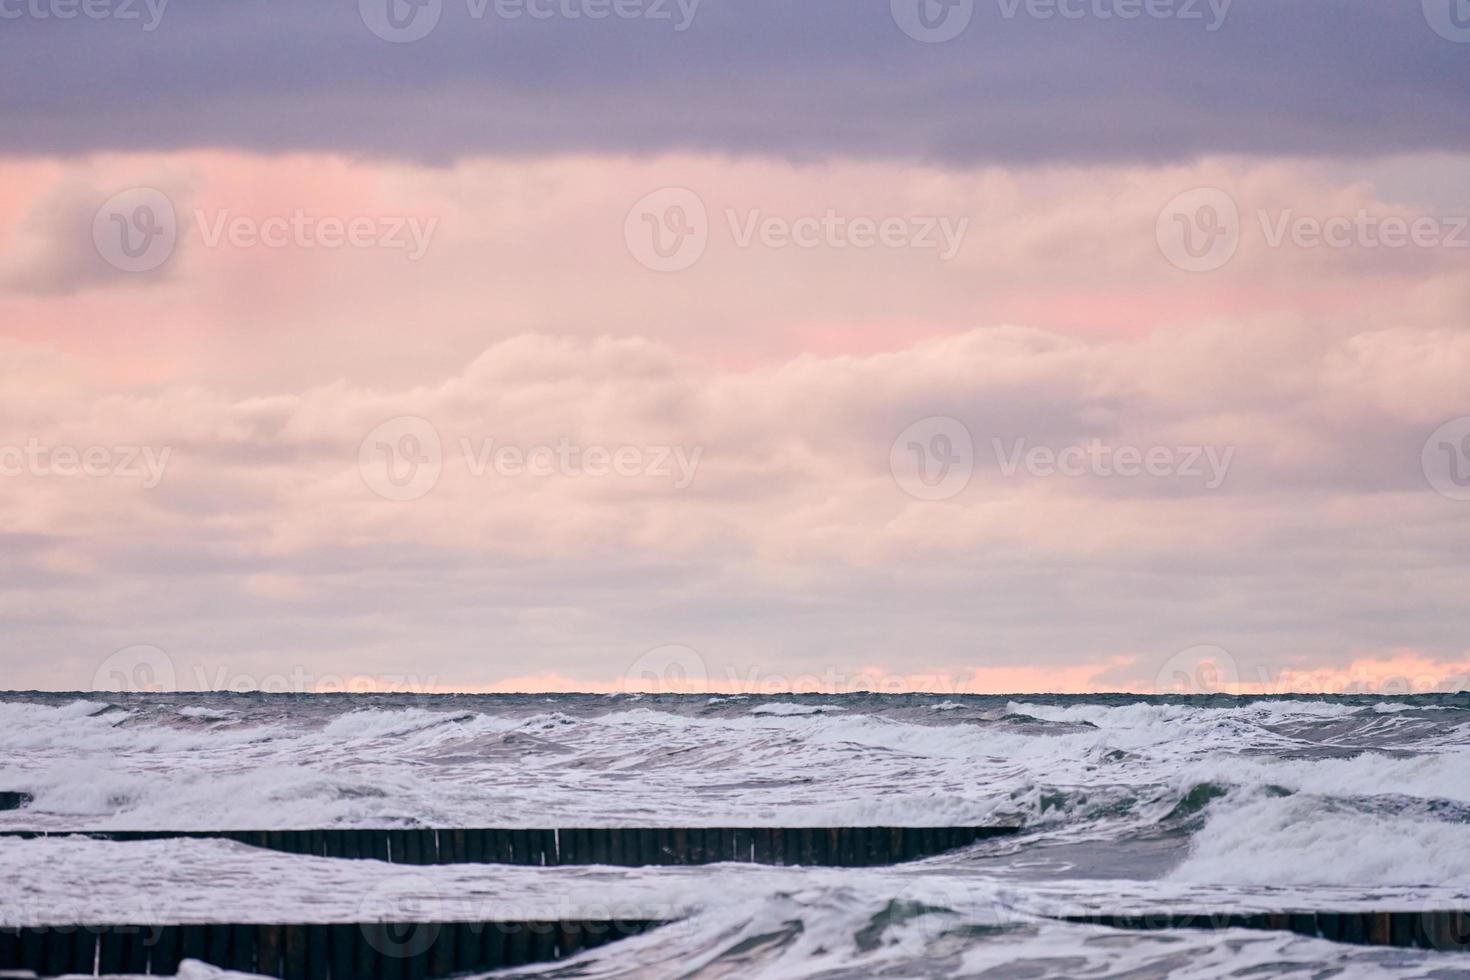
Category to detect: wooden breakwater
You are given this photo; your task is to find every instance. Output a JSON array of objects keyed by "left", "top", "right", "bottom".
[
  {"left": 0, "top": 791, "right": 31, "bottom": 811},
  {"left": 0, "top": 826, "right": 1018, "bottom": 866},
  {"left": 0, "top": 919, "right": 664, "bottom": 978},
  {"left": 4, "top": 910, "right": 1464, "bottom": 978},
  {"left": 1062, "top": 911, "right": 1470, "bottom": 951}
]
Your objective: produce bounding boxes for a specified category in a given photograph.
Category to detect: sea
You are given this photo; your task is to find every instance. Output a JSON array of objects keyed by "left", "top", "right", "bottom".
[{"left": 2, "top": 692, "right": 1469, "bottom": 978}]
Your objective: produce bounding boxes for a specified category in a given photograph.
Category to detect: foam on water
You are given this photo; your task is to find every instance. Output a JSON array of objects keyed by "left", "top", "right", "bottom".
[{"left": 2, "top": 691, "right": 1468, "bottom": 977}]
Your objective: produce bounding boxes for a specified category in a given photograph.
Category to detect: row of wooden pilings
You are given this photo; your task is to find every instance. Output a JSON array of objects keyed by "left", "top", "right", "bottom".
[
  {"left": 2, "top": 909, "right": 1467, "bottom": 977},
  {"left": 0, "top": 919, "right": 662, "bottom": 978},
  {"left": 2, "top": 824, "right": 1468, "bottom": 976},
  {"left": 0, "top": 825, "right": 1019, "bottom": 867}
]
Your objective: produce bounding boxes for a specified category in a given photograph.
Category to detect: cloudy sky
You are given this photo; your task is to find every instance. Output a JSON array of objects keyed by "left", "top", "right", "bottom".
[{"left": 1, "top": 0, "right": 1469, "bottom": 694}]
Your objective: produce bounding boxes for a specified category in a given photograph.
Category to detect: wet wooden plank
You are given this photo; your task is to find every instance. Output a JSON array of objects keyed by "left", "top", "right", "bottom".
[
  {"left": 530, "top": 922, "right": 557, "bottom": 963},
  {"left": 751, "top": 828, "right": 773, "bottom": 864},
  {"left": 506, "top": 922, "right": 532, "bottom": 966},
  {"left": 152, "top": 925, "right": 183, "bottom": 976},
  {"left": 331, "top": 923, "right": 358, "bottom": 980},
  {"left": 402, "top": 829, "right": 425, "bottom": 866},
  {"left": 180, "top": 923, "right": 207, "bottom": 966},
  {"left": 356, "top": 923, "right": 382, "bottom": 979},
  {"left": 43, "top": 927, "right": 77, "bottom": 977},
  {"left": 257, "top": 923, "right": 284, "bottom": 978},
  {"left": 123, "top": 927, "right": 151, "bottom": 975}
]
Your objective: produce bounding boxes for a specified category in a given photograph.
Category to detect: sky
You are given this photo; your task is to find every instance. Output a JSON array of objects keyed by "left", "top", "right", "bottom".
[{"left": 1, "top": 0, "right": 1469, "bottom": 694}]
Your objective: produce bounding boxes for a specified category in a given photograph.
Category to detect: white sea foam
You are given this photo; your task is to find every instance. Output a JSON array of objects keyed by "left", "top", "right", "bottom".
[
  {"left": 748, "top": 703, "right": 846, "bottom": 716},
  {"left": 2, "top": 693, "right": 1468, "bottom": 977},
  {"left": 1172, "top": 793, "right": 1470, "bottom": 887}
]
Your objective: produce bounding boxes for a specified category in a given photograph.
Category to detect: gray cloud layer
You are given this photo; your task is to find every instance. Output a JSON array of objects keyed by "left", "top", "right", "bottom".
[
  {"left": 5, "top": 323, "right": 1470, "bottom": 691},
  {"left": 2, "top": 0, "right": 1468, "bottom": 163}
]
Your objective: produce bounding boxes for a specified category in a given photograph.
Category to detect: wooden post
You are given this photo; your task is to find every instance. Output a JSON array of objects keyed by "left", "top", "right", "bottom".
[
  {"left": 257, "top": 923, "right": 283, "bottom": 978},
  {"left": 282, "top": 924, "right": 308, "bottom": 980},
  {"left": 330, "top": 923, "right": 357, "bottom": 980},
  {"left": 506, "top": 922, "right": 531, "bottom": 966},
  {"left": 355, "top": 923, "right": 381, "bottom": 979},
  {"left": 152, "top": 925, "right": 182, "bottom": 976}
]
